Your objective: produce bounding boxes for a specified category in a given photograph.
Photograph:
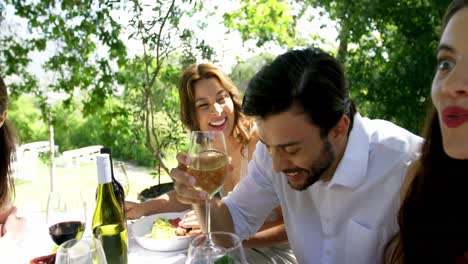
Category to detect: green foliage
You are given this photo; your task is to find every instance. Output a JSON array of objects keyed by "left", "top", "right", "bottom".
[
  {"left": 3, "top": 0, "right": 127, "bottom": 116},
  {"left": 224, "top": 0, "right": 452, "bottom": 134},
  {"left": 223, "top": 0, "right": 297, "bottom": 47},
  {"left": 7, "top": 95, "right": 48, "bottom": 143},
  {"left": 52, "top": 97, "right": 160, "bottom": 166},
  {"left": 332, "top": 0, "right": 450, "bottom": 133},
  {"left": 7, "top": 94, "right": 180, "bottom": 166},
  {"left": 3, "top": 0, "right": 452, "bottom": 173},
  {"left": 1, "top": 0, "right": 211, "bottom": 172},
  {"left": 230, "top": 52, "right": 275, "bottom": 92}
]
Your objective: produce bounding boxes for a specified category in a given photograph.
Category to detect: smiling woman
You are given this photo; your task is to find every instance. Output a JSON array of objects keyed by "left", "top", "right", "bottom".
[
  {"left": 125, "top": 63, "right": 297, "bottom": 263},
  {"left": 384, "top": 1, "right": 468, "bottom": 263}
]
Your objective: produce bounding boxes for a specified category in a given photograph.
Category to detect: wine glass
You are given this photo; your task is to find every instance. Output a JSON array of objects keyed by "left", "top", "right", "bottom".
[
  {"left": 186, "top": 232, "right": 247, "bottom": 264},
  {"left": 47, "top": 191, "right": 86, "bottom": 246},
  {"left": 113, "top": 161, "right": 130, "bottom": 196},
  {"left": 187, "top": 131, "right": 229, "bottom": 255},
  {"left": 55, "top": 237, "right": 107, "bottom": 264}
]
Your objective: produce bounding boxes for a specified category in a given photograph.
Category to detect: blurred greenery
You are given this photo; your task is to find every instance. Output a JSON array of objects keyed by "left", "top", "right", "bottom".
[
  {"left": 1, "top": 0, "right": 455, "bottom": 168},
  {"left": 13, "top": 159, "right": 173, "bottom": 214}
]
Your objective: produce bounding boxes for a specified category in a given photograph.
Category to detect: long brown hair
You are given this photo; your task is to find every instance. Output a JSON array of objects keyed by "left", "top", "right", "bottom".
[
  {"left": 0, "top": 76, "right": 16, "bottom": 209},
  {"left": 385, "top": 1, "right": 468, "bottom": 263},
  {"left": 178, "top": 63, "right": 254, "bottom": 152}
]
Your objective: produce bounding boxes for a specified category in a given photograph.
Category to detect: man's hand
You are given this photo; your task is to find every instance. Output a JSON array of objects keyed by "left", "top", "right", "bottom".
[
  {"left": 170, "top": 152, "right": 208, "bottom": 204},
  {"left": 179, "top": 210, "right": 202, "bottom": 236}
]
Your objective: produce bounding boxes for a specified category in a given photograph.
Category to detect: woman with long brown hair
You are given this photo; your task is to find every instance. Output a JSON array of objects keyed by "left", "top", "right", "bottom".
[
  {"left": 384, "top": 1, "right": 468, "bottom": 263},
  {"left": 126, "top": 63, "right": 296, "bottom": 263},
  {"left": 0, "top": 75, "right": 26, "bottom": 246}
]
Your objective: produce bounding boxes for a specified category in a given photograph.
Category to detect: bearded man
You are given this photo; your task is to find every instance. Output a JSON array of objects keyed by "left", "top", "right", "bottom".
[{"left": 170, "top": 48, "right": 422, "bottom": 264}]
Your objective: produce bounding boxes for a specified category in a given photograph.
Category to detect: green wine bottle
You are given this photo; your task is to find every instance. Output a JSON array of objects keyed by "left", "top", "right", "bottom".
[{"left": 93, "top": 154, "right": 128, "bottom": 264}]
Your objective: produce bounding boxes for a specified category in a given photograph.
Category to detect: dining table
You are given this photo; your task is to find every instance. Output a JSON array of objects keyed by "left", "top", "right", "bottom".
[
  {"left": 19, "top": 209, "right": 272, "bottom": 264},
  {"left": 20, "top": 210, "right": 185, "bottom": 264}
]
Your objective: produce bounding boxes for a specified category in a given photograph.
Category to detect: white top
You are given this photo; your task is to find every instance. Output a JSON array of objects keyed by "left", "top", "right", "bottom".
[{"left": 223, "top": 113, "right": 422, "bottom": 264}]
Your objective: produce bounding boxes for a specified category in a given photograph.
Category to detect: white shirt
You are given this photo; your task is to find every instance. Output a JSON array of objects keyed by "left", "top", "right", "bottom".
[{"left": 223, "top": 113, "right": 422, "bottom": 264}]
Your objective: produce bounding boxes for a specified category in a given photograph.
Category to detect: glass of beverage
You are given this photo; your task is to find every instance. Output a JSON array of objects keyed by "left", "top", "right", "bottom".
[
  {"left": 114, "top": 161, "right": 130, "bottom": 196},
  {"left": 55, "top": 237, "right": 107, "bottom": 264},
  {"left": 46, "top": 191, "right": 86, "bottom": 246},
  {"left": 186, "top": 232, "right": 247, "bottom": 264},
  {"left": 187, "top": 131, "right": 229, "bottom": 255}
]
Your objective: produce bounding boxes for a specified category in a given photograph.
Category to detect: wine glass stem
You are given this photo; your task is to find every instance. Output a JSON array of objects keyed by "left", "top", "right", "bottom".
[{"left": 205, "top": 196, "right": 214, "bottom": 245}]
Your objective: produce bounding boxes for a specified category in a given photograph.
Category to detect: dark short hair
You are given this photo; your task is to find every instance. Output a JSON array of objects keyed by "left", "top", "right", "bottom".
[{"left": 242, "top": 47, "right": 356, "bottom": 136}]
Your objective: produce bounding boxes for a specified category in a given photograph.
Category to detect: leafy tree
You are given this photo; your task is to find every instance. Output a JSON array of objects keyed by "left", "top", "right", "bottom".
[
  {"left": 230, "top": 52, "right": 275, "bottom": 92},
  {"left": 1, "top": 0, "right": 214, "bottom": 174},
  {"left": 223, "top": 0, "right": 298, "bottom": 47},
  {"left": 223, "top": 0, "right": 451, "bottom": 133},
  {"left": 7, "top": 95, "right": 48, "bottom": 143}
]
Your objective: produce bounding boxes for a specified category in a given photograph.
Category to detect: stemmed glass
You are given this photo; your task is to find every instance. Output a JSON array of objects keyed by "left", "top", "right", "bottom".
[
  {"left": 186, "top": 232, "right": 247, "bottom": 264},
  {"left": 114, "top": 161, "right": 130, "bottom": 196},
  {"left": 55, "top": 237, "right": 107, "bottom": 264},
  {"left": 46, "top": 191, "right": 86, "bottom": 246},
  {"left": 187, "top": 131, "right": 229, "bottom": 256}
]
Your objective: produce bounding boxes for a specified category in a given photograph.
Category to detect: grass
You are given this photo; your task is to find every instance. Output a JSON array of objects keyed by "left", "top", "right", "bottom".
[{"left": 13, "top": 158, "right": 174, "bottom": 215}]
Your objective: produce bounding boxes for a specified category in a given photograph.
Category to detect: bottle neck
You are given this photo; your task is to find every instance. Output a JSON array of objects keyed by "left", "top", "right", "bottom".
[{"left": 97, "top": 169, "right": 112, "bottom": 184}]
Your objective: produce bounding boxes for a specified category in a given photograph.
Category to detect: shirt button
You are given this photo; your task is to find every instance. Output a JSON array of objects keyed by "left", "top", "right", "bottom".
[
  {"left": 325, "top": 217, "right": 331, "bottom": 223},
  {"left": 326, "top": 249, "right": 331, "bottom": 256}
]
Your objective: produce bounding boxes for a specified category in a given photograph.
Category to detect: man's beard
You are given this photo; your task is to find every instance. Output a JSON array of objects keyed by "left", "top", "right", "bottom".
[{"left": 286, "top": 138, "right": 335, "bottom": 191}]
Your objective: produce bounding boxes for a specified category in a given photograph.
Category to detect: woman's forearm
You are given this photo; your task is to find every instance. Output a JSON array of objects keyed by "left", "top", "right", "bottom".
[{"left": 141, "top": 190, "right": 191, "bottom": 215}]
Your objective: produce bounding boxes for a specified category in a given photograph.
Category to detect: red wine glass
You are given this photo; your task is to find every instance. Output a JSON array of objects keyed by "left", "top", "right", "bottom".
[{"left": 46, "top": 191, "right": 86, "bottom": 246}]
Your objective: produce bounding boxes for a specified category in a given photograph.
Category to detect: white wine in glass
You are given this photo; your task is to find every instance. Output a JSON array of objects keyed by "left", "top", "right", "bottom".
[{"left": 187, "top": 131, "right": 229, "bottom": 255}]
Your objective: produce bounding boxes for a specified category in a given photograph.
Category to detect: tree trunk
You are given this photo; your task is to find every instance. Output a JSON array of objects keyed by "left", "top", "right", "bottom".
[{"left": 336, "top": 24, "right": 349, "bottom": 63}]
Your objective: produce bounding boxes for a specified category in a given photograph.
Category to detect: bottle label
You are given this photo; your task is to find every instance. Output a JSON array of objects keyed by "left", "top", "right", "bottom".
[{"left": 96, "top": 154, "right": 112, "bottom": 184}]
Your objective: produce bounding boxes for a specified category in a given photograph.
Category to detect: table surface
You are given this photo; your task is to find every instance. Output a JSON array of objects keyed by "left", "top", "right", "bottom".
[
  {"left": 20, "top": 210, "right": 270, "bottom": 264},
  {"left": 21, "top": 211, "right": 186, "bottom": 264}
]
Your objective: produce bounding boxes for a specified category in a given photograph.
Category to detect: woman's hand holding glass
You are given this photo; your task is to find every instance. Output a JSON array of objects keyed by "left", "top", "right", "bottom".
[
  {"left": 170, "top": 153, "right": 232, "bottom": 205},
  {"left": 170, "top": 152, "right": 207, "bottom": 204},
  {"left": 172, "top": 131, "right": 229, "bottom": 256}
]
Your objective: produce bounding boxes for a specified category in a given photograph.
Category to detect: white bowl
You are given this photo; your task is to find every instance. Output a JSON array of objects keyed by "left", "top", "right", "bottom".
[{"left": 131, "top": 212, "right": 194, "bottom": 252}]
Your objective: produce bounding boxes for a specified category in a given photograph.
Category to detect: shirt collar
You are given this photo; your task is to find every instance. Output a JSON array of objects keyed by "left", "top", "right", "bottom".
[{"left": 327, "top": 113, "right": 370, "bottom": 189}]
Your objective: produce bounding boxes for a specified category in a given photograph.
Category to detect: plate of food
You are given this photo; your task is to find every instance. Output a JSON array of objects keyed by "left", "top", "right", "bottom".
[{"left": 131, "top": 212, "right": 196, "bottom": 252}]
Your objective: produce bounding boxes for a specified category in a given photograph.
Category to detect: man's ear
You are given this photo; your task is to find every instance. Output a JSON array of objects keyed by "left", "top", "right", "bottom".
[
  {"left": 0, "top": 110, "right": 7, "bottom": 128},
  {"left": 328, "top": 115, "right": 350, "bottom": 142}
]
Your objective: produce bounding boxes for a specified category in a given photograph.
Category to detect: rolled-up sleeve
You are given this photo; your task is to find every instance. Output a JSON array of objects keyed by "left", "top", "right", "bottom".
[{"left": 222, "top": 143, "right": 279, "bottom": 241}]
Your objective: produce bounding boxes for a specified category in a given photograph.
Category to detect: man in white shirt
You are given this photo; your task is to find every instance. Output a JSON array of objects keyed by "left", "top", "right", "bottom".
[{"left": 171, "top": 48, "right": 422, "bottom": 263}]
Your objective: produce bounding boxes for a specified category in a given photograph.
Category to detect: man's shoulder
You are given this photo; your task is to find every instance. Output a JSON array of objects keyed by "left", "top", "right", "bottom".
[{"left": 362, "top": 117, "right": 422, "bottom": 155}]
